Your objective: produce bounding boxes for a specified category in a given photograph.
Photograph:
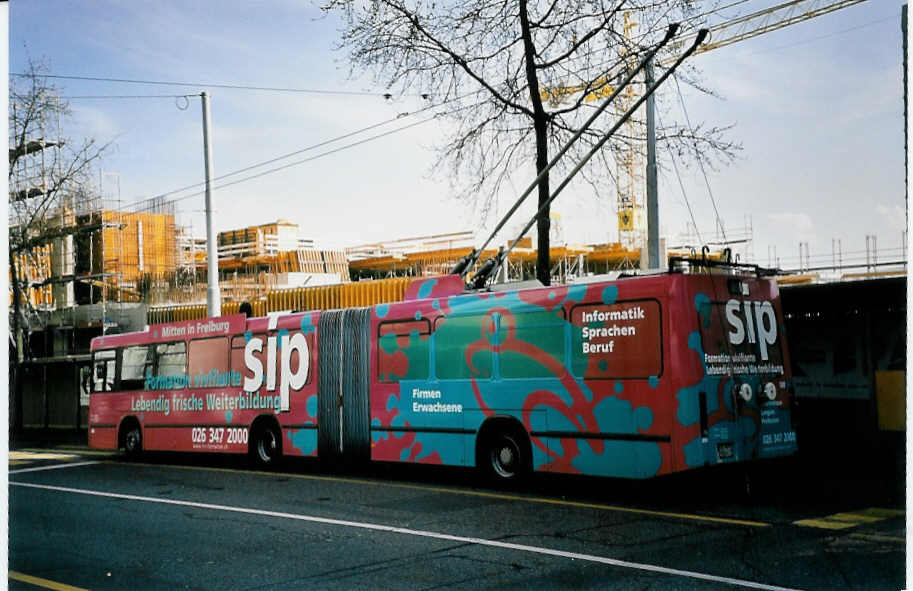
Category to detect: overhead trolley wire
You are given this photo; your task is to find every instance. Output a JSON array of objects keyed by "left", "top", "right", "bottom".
[
  {"left": 124, "top": 113, "right": 440, "bottom": 213},
  {"left": 123, "top": 89, "right": 480, "bottom": 212},
  {"left": 60, "top": 94, "right": 197, "bottom": 100},
  {"left": 655, "top": 110, "right": 703, "bottom": 246},
  {"left": 10, "top": 72, "right": 429, "bottom": 97},
  {"left": 671, "top": 72, "right": 726, "bottom": 243}
]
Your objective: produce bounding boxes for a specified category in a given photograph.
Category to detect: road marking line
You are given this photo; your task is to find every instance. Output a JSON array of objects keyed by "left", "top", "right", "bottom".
[
  {"left": 114, "top": 461, "right": 770, "bottom": 528},
  {"left": 10, "top": 461, "right": 99, "bottom": 474},
  {"left": 10, "top": 480, "right": 801, "bottom": 591},
  {"left": 9, "top": 460, "right": 28, "bottom": 466},
  {"left": 9, "top": 570, "right": 90, "bottom": 591},
  {"left": 794, "top": 507, "right": 904, "bottom": 531},
  {"left": 848, "top": 533, "right": 905, "bottom": 544}
]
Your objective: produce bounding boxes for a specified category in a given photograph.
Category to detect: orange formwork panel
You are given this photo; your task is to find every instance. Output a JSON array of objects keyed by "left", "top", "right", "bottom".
[{"left": 252, "top": 300, "right": 267, "bottom": 317}]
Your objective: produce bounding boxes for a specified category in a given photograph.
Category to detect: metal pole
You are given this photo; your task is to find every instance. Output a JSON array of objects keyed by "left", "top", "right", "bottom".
[
  {"left": 201, "top": 92, "right": 221, "bottom": 317},
  {"left": 645, "top": 58, "right": 659, "bottom": 270}
]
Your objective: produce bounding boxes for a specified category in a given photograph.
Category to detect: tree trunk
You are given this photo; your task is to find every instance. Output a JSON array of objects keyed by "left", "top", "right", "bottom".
[{"left": 518, "top": 0, "right": 551, "bottom": 286}]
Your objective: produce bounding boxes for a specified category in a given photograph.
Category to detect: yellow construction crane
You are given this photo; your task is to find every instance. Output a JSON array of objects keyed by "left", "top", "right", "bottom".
[
  {"left": 539, "top": 0, "right": 871, "bottom": 243},
  {"left": 670, "top": 0, "right": 869, "bottom": 58},
  {"left": 542, "top": 0, "right": 871, "bottom": 101}
]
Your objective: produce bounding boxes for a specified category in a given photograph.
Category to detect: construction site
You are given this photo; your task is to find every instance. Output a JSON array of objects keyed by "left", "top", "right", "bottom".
[{"left": 8, "top": 0, "right": 907, "bottom": 444}]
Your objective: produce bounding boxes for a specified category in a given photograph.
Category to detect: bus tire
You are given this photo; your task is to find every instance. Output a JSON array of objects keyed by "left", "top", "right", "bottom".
[
  {"left": 121, "top": 420, "right": 142, "bottom": 459},
  {"left": 250, "top": 421, "right": 282, "bottom": 469},
  {"left": 478, "top": 423, "right": 530, "bottom": 484}
]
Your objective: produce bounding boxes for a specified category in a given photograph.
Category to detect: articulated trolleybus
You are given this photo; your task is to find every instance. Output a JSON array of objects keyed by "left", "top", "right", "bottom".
[{"left": 88, "top": 262, "right": 797, "bottom": 481}]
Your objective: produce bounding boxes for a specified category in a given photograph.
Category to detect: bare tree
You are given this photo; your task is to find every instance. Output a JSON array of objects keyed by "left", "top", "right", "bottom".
[
  {"left": 323, "top": 0, "right": 738, "bottom": 284},
  {"left": 9, "top": 58, "right": 107, "bottom": 429}
]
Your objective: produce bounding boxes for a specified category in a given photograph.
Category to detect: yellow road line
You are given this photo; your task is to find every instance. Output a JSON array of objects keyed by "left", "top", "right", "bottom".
[
  {"left": 793, "top": 518, "right": 853, "bottom": 530},
  {"left": 111, "top": 460, "right": 770, "bottom": 528},
  {"left": 9, "top": 571, "right": 90, "bottom": 591},
  {"left": 9, "top": 460, "right": 28, "bottom": 466},
  {"left": 794, "top": 508, "right": 904, "bottom": 531},
  {"left": 10, "top": 452, "right": 77, "bottom": 461},
  {"left": 19, "top": 448, "right": 113, "bottom": 457}
]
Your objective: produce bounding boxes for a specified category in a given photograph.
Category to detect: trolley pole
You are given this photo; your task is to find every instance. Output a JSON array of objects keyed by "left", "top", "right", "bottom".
[{"left": 201, "top": 92, "right": 221, "bottom": 317}]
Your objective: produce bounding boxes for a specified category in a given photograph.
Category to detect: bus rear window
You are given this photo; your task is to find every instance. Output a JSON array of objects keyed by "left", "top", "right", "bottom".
[{"left": 698, "top": 299, "right": 785, "bottom": 375}]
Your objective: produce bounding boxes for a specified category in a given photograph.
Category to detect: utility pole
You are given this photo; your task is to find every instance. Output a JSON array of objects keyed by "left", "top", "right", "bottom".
[
  {"left": 645, "top": 58, "right": 660, "bottom": 270},
  {"left": 201, "top": 92, "right": 221, "bottom": 317}
]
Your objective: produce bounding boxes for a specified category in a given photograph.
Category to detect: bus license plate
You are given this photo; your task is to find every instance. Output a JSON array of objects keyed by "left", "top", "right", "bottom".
[{"left": 717, "top": 442, "right": 734, "bottom": 459}]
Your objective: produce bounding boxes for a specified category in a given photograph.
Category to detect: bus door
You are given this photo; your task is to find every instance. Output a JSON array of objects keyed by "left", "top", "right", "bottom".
[{"left": 317, "top": 308, "right": 372, "bottom": 464}]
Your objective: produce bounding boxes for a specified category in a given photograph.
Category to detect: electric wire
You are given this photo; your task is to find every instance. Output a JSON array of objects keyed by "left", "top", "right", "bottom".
[
  {"left": 655, "top": 110, "right": 702, "bottom": 246},
  {"left": 128, "top": 112, "right": 428, "bottom": 205},
  {"left": 124, "top": 115, "right": 438, "bottom": 213},
  {"left": 122, "top": 89, "right": 481, "bottom": 212},
  {"left": 11, "top": 73, "right": 407, "bottom": 97},
  {"left": 60, "top": 94, "right": 197, "bottom": 100},
  {"left": 671, "top": 72, "right": 726, "bottom": 243}
]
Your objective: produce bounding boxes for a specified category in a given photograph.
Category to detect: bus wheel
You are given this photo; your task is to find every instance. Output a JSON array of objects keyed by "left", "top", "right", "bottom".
[
  {"left": 123, "top": 423, "right": 142, "bottom": 459},
  {"left": 480, "top": 429, "right": 529, "bottom": 484},
  {"left": 250, "top": 423, "right": 282, "bottom": 468}
]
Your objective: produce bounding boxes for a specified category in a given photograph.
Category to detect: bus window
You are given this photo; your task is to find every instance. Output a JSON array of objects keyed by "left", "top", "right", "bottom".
[
  {"left": 434, "top": 315, "right": 494, "bottom": 380},
  {"left": 570, "top": 300, "right": 662, "bottom": 379},
  {"left": 189, "top": 337, "right": 229, "bottom": 376},
  {"left": 499, "top": 310, "right": 566, "bottom": 378},
  {"left": 377, "top": 319, "right": 430, "bottom": 382},
  {"left": 156, "top": 342, "right": 187, "bottom": 377},
  {"left": 92, "top": 349, "right": 116, "bottom": 393},
  {"left": 120, "top": 345, "right": 153, "bottom": 391}
]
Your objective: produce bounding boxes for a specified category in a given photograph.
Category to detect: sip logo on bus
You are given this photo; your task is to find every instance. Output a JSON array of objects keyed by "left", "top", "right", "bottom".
[
  {"left": 243, "top": 332, "right": 309, "bottom": 412},
  {"left": 724, "top": 299, "right": 777, "bottom": 361}
]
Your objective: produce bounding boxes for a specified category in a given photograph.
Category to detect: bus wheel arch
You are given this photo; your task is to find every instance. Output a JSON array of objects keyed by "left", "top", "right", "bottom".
[
  {"left": 475, "top": 416, "right": 532, "bottom": 483},
  {"left": 119, "top": 417, "right": 143, "bottom": 459},
  {"left": 249, "top": 415, "right": 283, "bottom": 468}
]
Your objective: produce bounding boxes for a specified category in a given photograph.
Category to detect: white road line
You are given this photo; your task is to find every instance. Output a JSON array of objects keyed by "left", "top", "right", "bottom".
[
  {"left": 9, "top": 461, "right": 100, "bottom": 474},
  {"left": 10, "top": 480, "right": 804, "bottom": 591}
]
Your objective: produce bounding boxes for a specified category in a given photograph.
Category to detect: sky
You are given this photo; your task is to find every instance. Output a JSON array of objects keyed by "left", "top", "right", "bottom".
[{"left": 8, "top": 0, "right": 907, "bottom": 271}]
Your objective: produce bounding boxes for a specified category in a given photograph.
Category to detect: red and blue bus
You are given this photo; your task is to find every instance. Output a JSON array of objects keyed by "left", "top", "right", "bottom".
[{"left": 88, "top": 266, "right": 797, "bottom": 480}]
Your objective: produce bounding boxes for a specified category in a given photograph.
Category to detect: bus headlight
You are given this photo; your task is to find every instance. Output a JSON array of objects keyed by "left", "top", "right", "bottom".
[
  {"left": 764, "top": 382, "right": 777, "bottom": 401},
  {"left": 739, "top": 383, "right": 753, "bottom": 402}
]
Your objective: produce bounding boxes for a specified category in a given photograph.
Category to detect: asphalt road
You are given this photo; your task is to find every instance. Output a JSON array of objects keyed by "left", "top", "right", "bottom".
[{"left": 8, "top": 449, "right": 905, "bottom": 590}]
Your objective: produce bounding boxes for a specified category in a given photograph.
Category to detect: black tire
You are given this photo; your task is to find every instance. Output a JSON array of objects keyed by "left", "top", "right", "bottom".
[
  {"left": 480, "top": 429, "right": 530, "bottom": 484},
  {"left": 250, "top": 423, "right": 282, "bottom": 469},
  {"left": 122, "top": 423, "right": 142, "bottom": 459}
]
